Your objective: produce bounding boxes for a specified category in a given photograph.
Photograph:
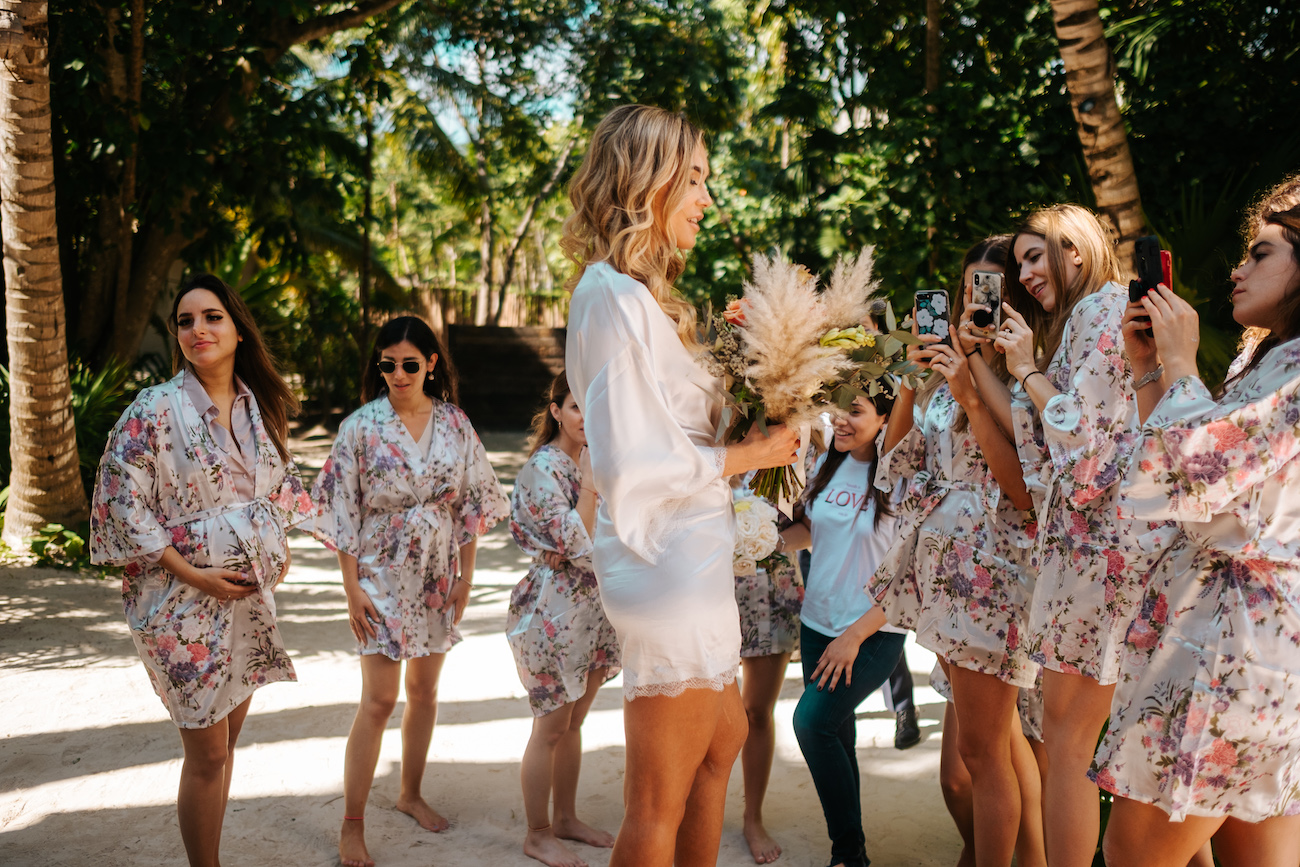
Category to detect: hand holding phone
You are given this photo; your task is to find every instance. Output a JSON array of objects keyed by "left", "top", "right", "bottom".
[
  {"left": 914, "top": 289, "right": 951, "bottom": 346},
  {"left": 1128, "top": 235, "right": 1173, "bottom": 337},
  {"left": 970, "top": 271, "right": 1002, "bottom": 337}
]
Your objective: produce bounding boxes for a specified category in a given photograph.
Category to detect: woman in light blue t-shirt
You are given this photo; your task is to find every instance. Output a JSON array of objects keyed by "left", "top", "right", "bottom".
[{"left": 780, "top": 391, "right": 904, "bottom": 867}]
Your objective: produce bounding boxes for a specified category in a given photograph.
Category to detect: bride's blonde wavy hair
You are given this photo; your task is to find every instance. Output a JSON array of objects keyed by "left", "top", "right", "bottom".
[{"left": 561, "top": 104, "right": 705, "bottom": 349}]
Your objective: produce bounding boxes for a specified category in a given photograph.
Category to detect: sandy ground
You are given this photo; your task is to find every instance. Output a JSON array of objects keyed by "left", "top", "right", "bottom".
[{"left": 0, "top": 431, "right": 960, "bottom": 867}]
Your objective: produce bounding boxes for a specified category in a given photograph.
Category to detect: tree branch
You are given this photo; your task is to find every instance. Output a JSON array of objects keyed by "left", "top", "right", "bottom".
[{"left": 272, "top": 0, "right": 408, "bottom": 54}]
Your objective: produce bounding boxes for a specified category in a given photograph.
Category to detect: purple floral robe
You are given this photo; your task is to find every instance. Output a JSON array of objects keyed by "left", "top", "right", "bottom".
[
  {"left": 1092, "top": 338, "right": 1300, "bottom": 820},
  {"left": 312, "top": 396, "right": 509, "bottom": 659},
  {"left": 506, "top": 444, "right": 620, "bottom": 716},
  {"left": 1010, "top": 283, "right": 1175, "bottom": 683},
  {"left": 871, "top": 386, "right": 1039, "bottom": 687},
  {"left": 90, "top": 371, "right": 314, "bottom": 729}
]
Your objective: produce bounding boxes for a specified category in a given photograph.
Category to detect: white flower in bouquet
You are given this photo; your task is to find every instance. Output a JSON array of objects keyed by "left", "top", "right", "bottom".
[
  {"left": 733, "top": 491, "right": 780, "bottom": 572},
  {"left": 739, "top": 535, "right": 769, "bottom": 561},
  {"left": 735, "top": 509, "right": 762, "bottom": 539}
]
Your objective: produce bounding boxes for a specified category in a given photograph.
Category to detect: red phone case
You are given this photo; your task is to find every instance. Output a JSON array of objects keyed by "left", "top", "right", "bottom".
[{"left": 1160, "top": 250, "right": 1173, "bottom": 288}]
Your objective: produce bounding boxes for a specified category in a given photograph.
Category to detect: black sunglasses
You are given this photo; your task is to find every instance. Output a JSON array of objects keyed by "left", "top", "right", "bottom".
[{"left": 378, "top": 360, "right": 424, "bottom": 374}]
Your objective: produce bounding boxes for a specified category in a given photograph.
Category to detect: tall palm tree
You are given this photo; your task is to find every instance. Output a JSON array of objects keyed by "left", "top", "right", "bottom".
[
  {"left": 1049, "top": 0, "right": 1146, "bottom": 273},
  {"left": 1, "top": 0, "right": 89, "bottom": 541}
]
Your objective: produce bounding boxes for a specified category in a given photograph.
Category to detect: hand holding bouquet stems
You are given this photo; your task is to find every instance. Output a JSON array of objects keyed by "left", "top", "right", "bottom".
[
  {"left": 732, "top": 423, "right": 801, "bottom": 477},
  {"left": 703, "top": 251, "right": 922, "bottom": 501}
]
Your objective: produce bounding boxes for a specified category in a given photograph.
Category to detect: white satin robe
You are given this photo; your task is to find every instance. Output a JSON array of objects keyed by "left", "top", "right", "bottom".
[{"left": 565, "top": 262, "right": 735, "bottom": 699}]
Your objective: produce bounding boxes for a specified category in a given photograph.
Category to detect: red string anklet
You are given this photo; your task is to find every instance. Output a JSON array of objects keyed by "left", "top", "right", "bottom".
[{"left": 343, "top": 815, "right": 364, "bottom": 821}]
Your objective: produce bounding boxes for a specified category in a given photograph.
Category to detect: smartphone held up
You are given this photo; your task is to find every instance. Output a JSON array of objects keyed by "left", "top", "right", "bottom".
[
  {"left": 970, "top": 270, "right": 1003, "bottom": 337},
  {"left": 1128, "top": 235, "right": 1174, "bottom": 337},
  {"left": 915, "top": 289, "right": 951, "bottom": 346}
]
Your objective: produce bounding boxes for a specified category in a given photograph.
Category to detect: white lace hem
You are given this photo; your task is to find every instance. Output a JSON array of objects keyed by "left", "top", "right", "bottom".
[{"left": 625, "top": 666, "right": 738, "bottom": 700}]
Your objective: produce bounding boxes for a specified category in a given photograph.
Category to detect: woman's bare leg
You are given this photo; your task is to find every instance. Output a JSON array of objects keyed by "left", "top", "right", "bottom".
[
  {"left": 739, "top": 653, "right": 791, "bottom": 864},
  {"left": 176, "top": 696, "right": 253, "bottom": 867},
  {"left": 396, "top": 653, "right": 449, "bottom": 831},
  {"left": 1102, "top": 796, "right": 1222, "bottom": 867},
  {"left": 938, "top": 702, "right": 976, "bottom": 867},
  {"left": 521, "top": 702, "right": 585, "bottom": 867},
  {"left": 610, "top": 681, "right": 748, "bottom": 867},
  {"left": 676, "top": 681, "right": 749, "bottom": 867},
  {"left": 949, "top": 666, "right": 1021, "bottom": 866},
  {"left": 339, "top": 654, "right": 401, "bottom": 867},
  {"left": 1212, "top": 814, "right": 1300, "bottom": 867},
  {"left": 216, "top": 698, "right": 253, "bottom": 845},
  {"left": 552, "top": 669, "right": 615, "bottom": 848},
  {"left": 1009, "top": 727, "right": 1046, "bottom": 867},
  {"left": 1040, "top": 670, "right": 1114, "bottom": 867},
  {"left": 1186, "top": 841, "right": 1214, "bottom": 867}
]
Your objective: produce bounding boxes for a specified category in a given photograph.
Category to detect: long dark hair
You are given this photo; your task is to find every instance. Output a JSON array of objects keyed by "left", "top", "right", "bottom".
[
  {"left": 526, "top": 371, "right": 572, "bottom": 456},
  {"left": 169, "top": 274, "right": 298, "bottom": 463},
  {"left": 1224, "top": 175, "right": 1300, "bottom": 392},
  {"left": 361, "top": 315, "right": 460, "bottom": 405},
  {"left": 794, "top": 389, "right": 896, "bottom": 530},
  {"left": 917, "top": 235, "right": 1013, "bottom": 432}
]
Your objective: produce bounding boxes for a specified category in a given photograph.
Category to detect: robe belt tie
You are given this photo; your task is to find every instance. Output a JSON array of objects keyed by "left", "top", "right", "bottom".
[
  {"left": 377, "top": 493, "right": 459, "bottom": 584},
  {"left": 164, "top": 497, "right": 276, "bottom": 528},
  {"left": 906, "top": 470, "right": 1001, "bottom": 516}
]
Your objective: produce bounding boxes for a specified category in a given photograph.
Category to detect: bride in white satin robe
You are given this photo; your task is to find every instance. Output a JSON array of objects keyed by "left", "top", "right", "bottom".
[
  {"left": 559, "top": 105, "right": 799, "bottom": 867},
  {"left": 567, "top": 260, "right": 737, "bottom": 698}
]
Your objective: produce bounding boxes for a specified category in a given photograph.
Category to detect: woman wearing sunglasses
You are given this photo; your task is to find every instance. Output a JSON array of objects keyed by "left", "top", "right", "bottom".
[{"left": 312, "top": 315, "right": 510, "bottom": 867}]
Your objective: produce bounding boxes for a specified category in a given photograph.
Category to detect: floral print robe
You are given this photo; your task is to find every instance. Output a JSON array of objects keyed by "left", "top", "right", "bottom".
[
  {"left": 1092, "top": 338, "right": 1300, "bottom": 821},
  {"left": 736, "top": 556, "right": 803, "bottom": 658},
  {"left": 506, "top": 444, "right": 620, "bottom": 716},
  {"left": 312, "top": 396, "right": 509, "bottom": 659},
  {"left": 1011, "top": 283, "right": 1174, "bottom": 683},
  {"left": 870, "top": 386, "right": 1039, "bottom": 687},
  {"left": 90, "top": 371, "right": 314, "bottom": 729},
  {"left": 734, "top": 475, "right": 804, "bottom": 658}
]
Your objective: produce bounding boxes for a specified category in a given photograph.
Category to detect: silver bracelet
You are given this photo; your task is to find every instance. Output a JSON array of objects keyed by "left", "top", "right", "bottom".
[{"left": 1134, "top": 365, "right": 1164, "bottom": 390}]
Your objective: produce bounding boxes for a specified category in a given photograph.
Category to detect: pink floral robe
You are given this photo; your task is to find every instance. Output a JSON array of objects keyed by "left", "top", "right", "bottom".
[
  {"left": 1092, "top": 339, "right": 1300, "bottom": 821},
  {"left": 312, "top": 396, "right": 509, "bottom": 659},
  {"left": 871, "top": 386, "right": 1039, "bottom": 687},
  {"left": 506, "top": 443, "right": 620, "bottom": 716},
  {"left": 90, "top": 371, "right": 314, "bottom": 729},
  {"left": 1010, "top": 283, "right": 1175, "bottom": 683}
]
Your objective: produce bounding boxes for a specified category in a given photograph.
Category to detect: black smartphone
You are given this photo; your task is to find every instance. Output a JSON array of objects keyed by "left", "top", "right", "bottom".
[
  {"left": 914, "top": 289, "right": 951, "bottom": 346},
  {"left": 970, "top": 270, "right": 1002, "bottom": 335},
  {"left": 1129, "top": 235, "right": 1172, "bottom": 336}
]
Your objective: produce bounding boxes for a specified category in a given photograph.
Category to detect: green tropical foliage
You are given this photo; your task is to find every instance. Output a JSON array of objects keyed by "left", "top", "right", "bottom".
[{"left": 5, "top": 0, "right": 1294, "bottom": 443}]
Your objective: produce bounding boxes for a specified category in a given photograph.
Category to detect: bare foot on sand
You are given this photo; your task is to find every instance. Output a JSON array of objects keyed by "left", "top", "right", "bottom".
[
  {"left": 743, "top": 817, "right": 782, "bottom": 864},
  {"left": 395, "top": 796, "right": 450, "bottom": 832},
  {"left": 524, "top": 827, "right": 589, "bottom": 867},
  {"left": 553, "top": 816, "right": 615, "bottom": 848},
  {"left": 339, "top": 819, "right": 375, "bottom": 867}
]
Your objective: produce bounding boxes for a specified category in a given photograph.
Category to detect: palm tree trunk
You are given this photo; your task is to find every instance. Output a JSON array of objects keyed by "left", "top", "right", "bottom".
[
  {"left": 1049, "top": 0, "right": 1146, "bottom": 274},
  {"left": 0, "top": 0, "right": 89, "bottom": 541}
]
